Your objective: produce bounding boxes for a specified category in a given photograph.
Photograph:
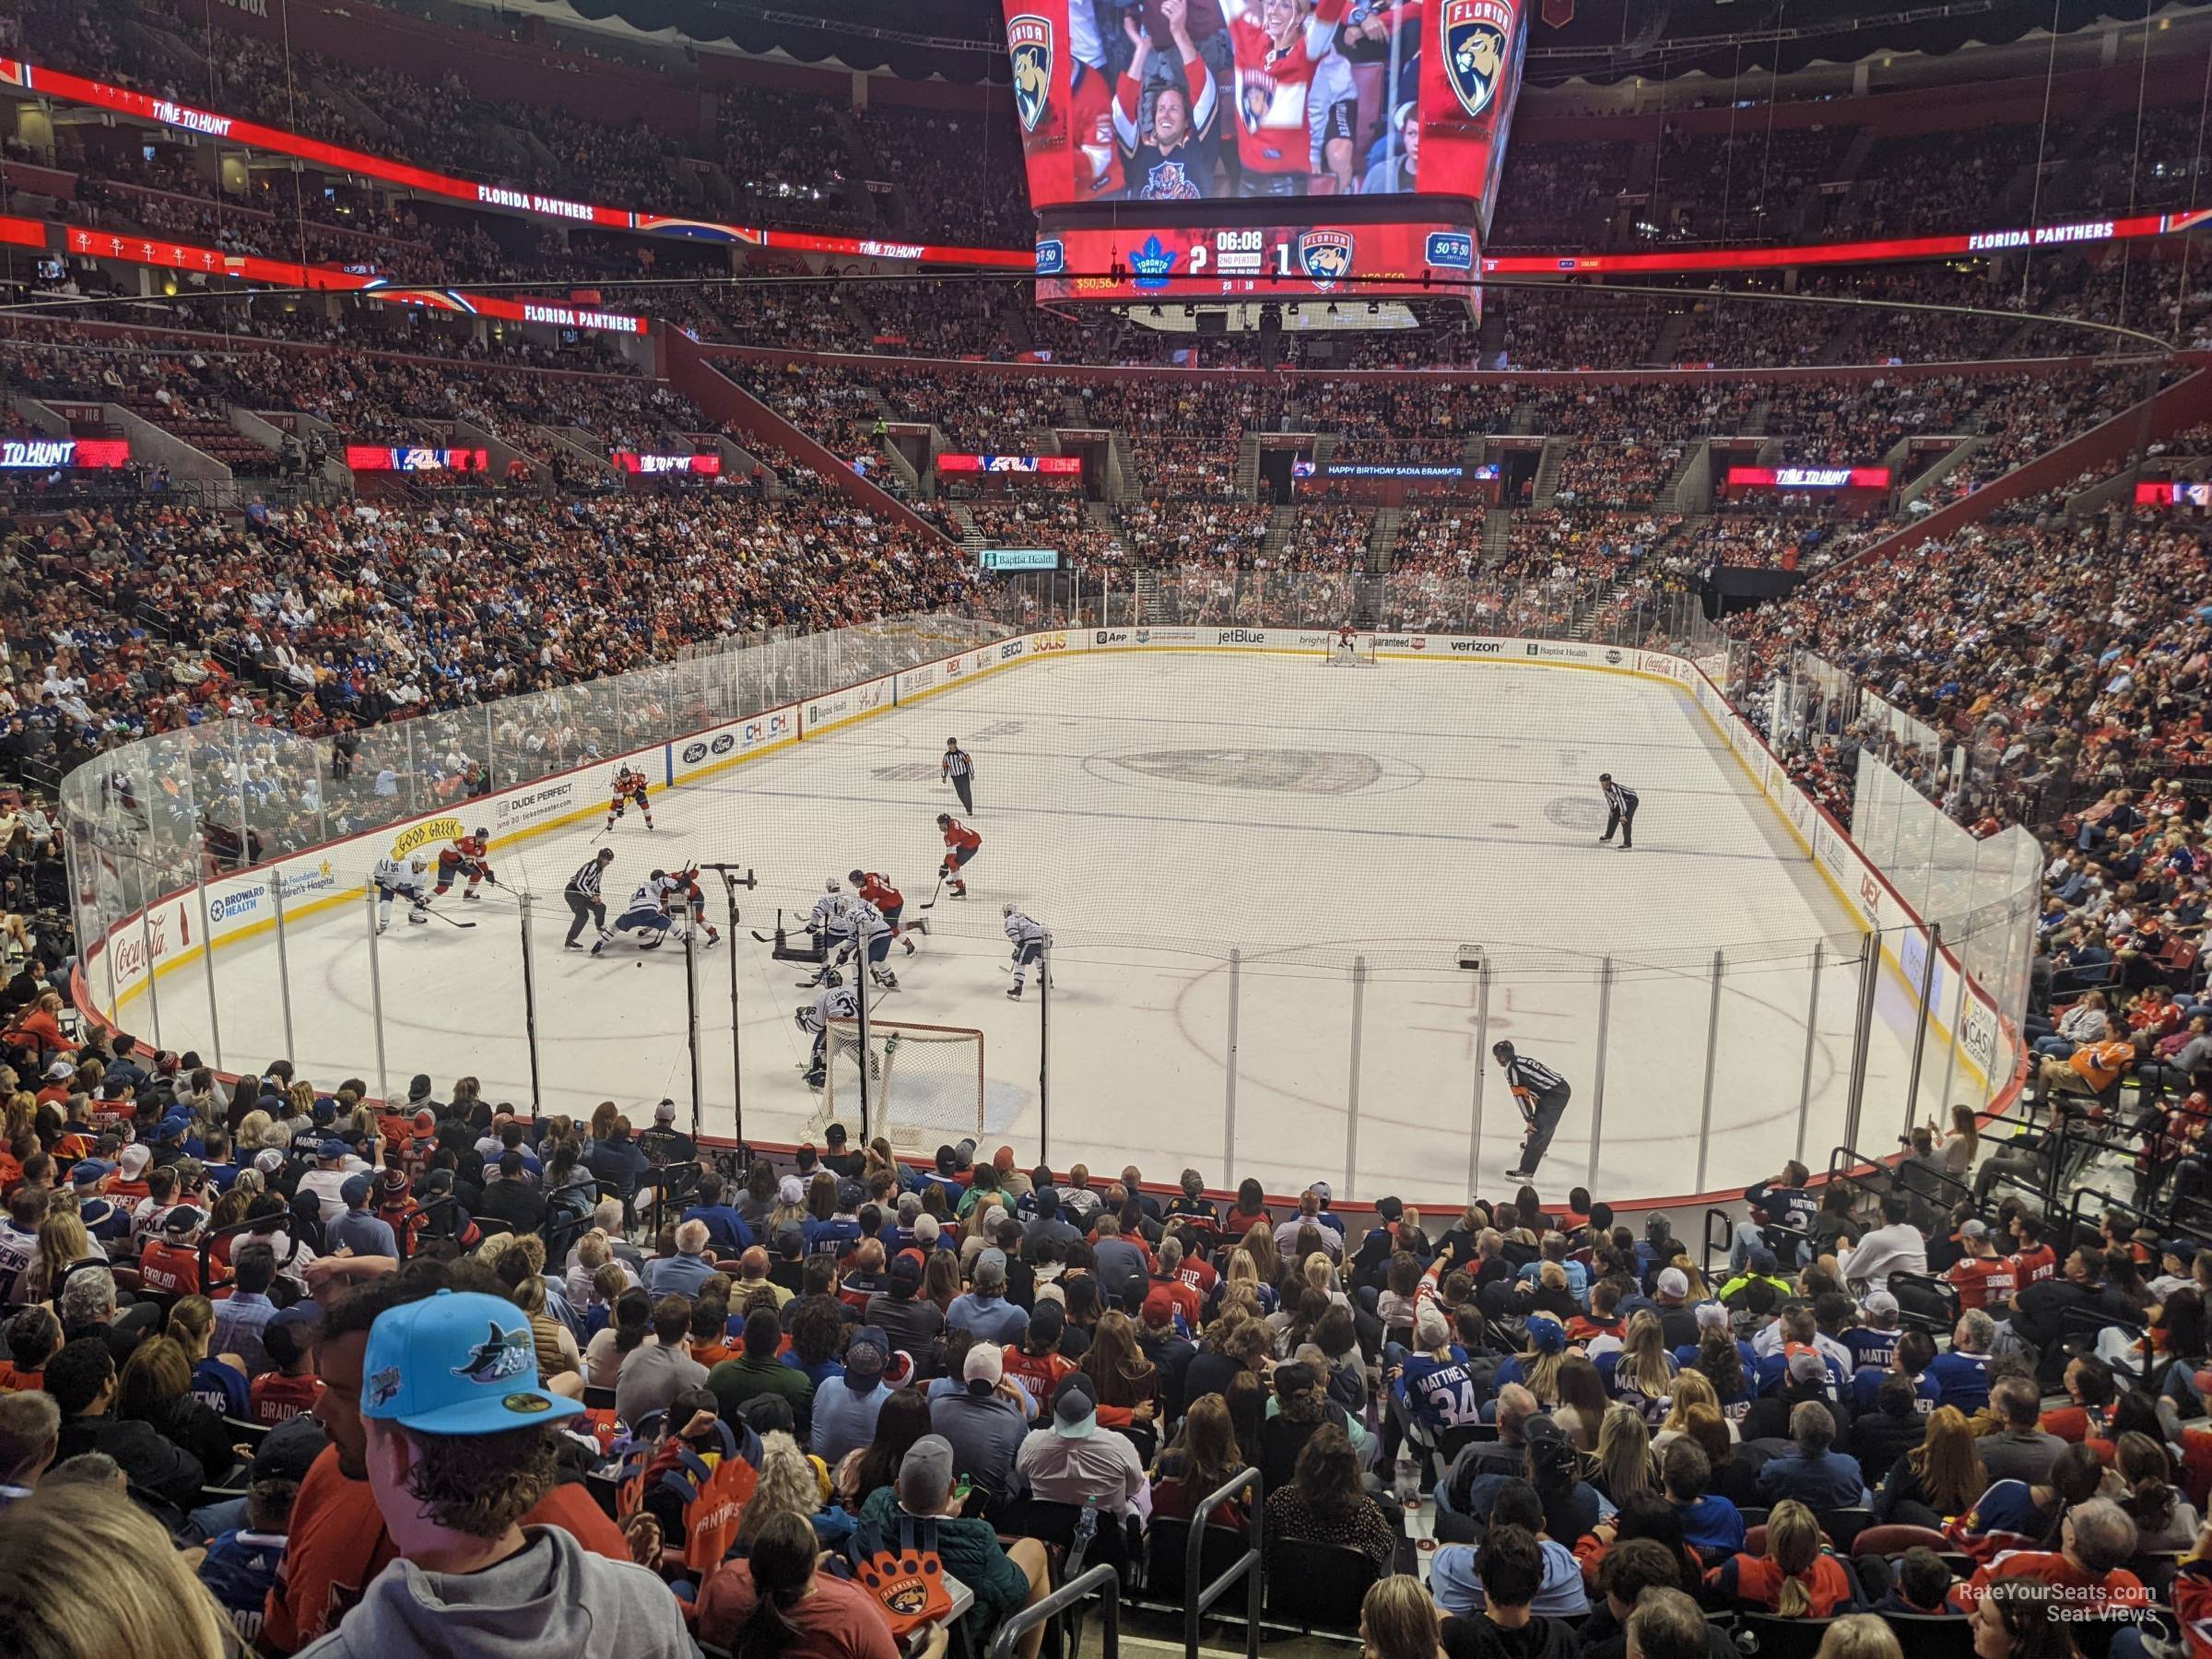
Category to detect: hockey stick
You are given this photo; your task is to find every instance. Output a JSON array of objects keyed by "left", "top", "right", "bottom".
[
  {"left": 420, "top": 908, "right": 477, "bottom": 930},
  {"left": 918, "top": 873, "right": 945, "bottom": 910}
]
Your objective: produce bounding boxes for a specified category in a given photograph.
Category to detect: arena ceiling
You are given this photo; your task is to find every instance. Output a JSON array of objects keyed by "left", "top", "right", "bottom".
[{"left": 536, "top": 0, "right": 2212, "bottom": 84}]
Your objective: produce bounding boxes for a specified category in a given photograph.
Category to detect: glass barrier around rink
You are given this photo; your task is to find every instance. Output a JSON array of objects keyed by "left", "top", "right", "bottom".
[{"left": 62, "top": 599, "right": 2033, "bottom": 1199}]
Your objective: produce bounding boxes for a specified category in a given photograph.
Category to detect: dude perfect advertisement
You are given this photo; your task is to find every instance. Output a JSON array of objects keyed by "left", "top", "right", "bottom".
[{"left": 1003, "top": 0, "right": 1524, "bottom": 220}]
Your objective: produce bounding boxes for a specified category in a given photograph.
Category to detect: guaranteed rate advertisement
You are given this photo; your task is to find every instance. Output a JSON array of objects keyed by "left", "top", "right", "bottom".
[
  {"left": 1003, "top": 0, "right": 1518, "bottom": 212},
  {"left": 1036, "top": 219, "right": 1477, "bottom": 303}
]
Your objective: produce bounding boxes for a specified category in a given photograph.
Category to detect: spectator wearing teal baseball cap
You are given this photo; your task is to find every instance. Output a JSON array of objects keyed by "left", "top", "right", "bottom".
[{"left": 291, "top": 1288, "right": 696, "bottom": 1658}]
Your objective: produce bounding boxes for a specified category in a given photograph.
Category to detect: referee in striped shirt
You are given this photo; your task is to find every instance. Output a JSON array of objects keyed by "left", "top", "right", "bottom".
[
  {"left": 943, "top": 738, "right": 976, "bottom": 814},
  {"left": 1494, "top": 1041, "right": 1571, "bottom": 1182},
  {"left": 563, "top": 847, "right": 615, "bottom": 949},
  {"left": 1598, "top": 773, "right": 1639, "bottom": 849}
]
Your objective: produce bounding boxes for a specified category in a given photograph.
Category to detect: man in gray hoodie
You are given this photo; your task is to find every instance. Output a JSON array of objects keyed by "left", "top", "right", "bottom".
[{"left": 294, "top": 1288, "right": 696, "bottom": 1658}]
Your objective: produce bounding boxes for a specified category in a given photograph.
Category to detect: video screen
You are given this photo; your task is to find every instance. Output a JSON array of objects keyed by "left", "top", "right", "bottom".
[
  {"left": 1007, "top": 0, "right": 1524, "bottom": 216},
  {"left": 1035, "top": 218, "right": 1477, "bottom": 303}
]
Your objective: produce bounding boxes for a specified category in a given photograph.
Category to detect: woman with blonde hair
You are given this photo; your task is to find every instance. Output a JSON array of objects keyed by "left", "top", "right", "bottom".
[
  {"left": 1497, "top": 1312, "right": 1573, "bottom": 1416},
  {"left": 1814, "top": 1614, "right": 1904, "bottom": 1659},
  {"left": 1655, "top": 1371, "right": 1738, "bottom": 1448},
  {"left": 1594, "top": 1403, "right": 1663, "bottom": 1505},
  {"left": 1705, "top": 1498, "right": 1856, "bottom": 1615},
  {"left": 1225, "top": 1246, "right": 1277, "bottom": 1316},
  {"left": 1874, "top": 1406, "right": 1986, "bottom": 1528},
  {"left": 1602, "top": 1310, "right": 1678, "bottom": 1422},
  {"left": 0, "top": 1482, "right": 235, "bottom": 1657},
  {"left": 1358, "top": 1573, "right": 1447, "bottom": 1659},
  {"left": 166, "top": 1296, "right": 248, "bottom": 1420},
  {"left": 1241, "top": 1222, "right": 1282, "bottom": 1288},
  {"left": 734, "top": 1430, "right": 827, "bottom": 1547},
  {"left": 1669, "top": 1256, "right": 1712, "bottom": 1300},
  {"left": 233, "top": 1108, "right": 276, "bottom": 1152},
  {"left": 24, "top": 1209, "right": 97, "bottom": 1306}
]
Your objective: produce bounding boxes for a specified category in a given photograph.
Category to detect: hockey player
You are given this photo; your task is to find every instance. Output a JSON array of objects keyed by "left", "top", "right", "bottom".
[
  {"left": 591, "top": 873, "right": 676, "bottom": 956},
  {"left": 936, "top": 813, "right": 982, "bottom": 899},
  {"left": 801, "top": 880, "right": 853, "bottom": 985},
  {"left": 850, "top": 869, "right": 926, "bottom": 956},
  {"left": 665, "top": 864, "right": 722, "bottom": 949},
  {"left": 1004, "top": 905, "right": 1053, "bottom": 999},
  {"left": 796, "top": 969, "right": 862, "bottom": 1090},
  {"left": 371, "top": 852, "right": 433, "bottom": 935},
  {"left": 606, "top": 766, "right": 654, "bottom": 832},
  {"left": 432, "top": 828, "right": 496, "bottom": 901},
  {"left": 846, "top": 894, "right": 899, "bottom": 992}
]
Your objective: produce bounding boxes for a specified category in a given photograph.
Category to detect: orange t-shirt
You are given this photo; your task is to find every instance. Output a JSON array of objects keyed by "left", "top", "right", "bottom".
[{"left": 262, "top": 1444, "right": 631, "bottom": 1653}]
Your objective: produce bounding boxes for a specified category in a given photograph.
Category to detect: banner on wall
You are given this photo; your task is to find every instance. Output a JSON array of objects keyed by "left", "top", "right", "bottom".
[
  {"left": 0, "top": 437, "right": 129, "bottom": 469},
  {"left": 610, "top": 452, "right": 723, "bottom": 476},
  {"left": 344, "top": 446, "right": 489, "bottom": 473}
]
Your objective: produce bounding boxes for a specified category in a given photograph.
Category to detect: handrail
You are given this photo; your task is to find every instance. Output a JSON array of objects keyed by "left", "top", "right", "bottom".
[
  {"left": 197, "top": 1209, "right": 304, "bottom": 1287},
  {"left": 1703, "top": 1207, "right": 1734, "bottom": 1280},
  {"left": 2065, "top": 1186, "right": 2154, "bottom": 1253},
  {"left": 1184, "top": 1467, "right": 1263, "bottom": 1659},
  {"left": 990, "top": 1562, "right": 1119, "bottom": 1659},
  {"left": 1828, "top": 1142, "right": 1979, "bottom": 1211}
]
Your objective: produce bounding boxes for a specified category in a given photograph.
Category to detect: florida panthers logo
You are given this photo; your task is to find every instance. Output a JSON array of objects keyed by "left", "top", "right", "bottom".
[
  {"left": 1297, "top": 229, "right": 1355, "bottom": 291},
  {"left": 1442, "top": 0, "right": 1516, "bottom": 120},
  {"left": 1142, "top": 159, "right": 1201, "bottom": 201},
  {"left": 1008, "top": 15, "right": 1054, "bottom": 134}
]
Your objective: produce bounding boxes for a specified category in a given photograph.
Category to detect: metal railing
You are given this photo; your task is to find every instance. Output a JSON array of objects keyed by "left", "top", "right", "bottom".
[
  {"left": 1183, "top": 1469, "right": 1263, "bottom": 1659},
  {"left": 989, "top": 1562, "right": 1119, "bottom": 1659}
]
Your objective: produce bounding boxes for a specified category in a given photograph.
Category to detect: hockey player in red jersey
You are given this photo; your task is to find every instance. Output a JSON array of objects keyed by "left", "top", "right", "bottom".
[
  {"left": 668, "top": 864, "right": 722, "bottom": 949},
  {"left": 432, "top": 829, "right": 497, "bottom": 901},
  {"left": 606, "top": 766, "right": 653, "bottom": 831},
  {"left": 850, "top": 869, "right": 926, "bottom": 955},
  {"left": 935, "top": 814, "right": 982, "bottom": 900},
  {"left": 1216, "top": 0, "right": 1352, "bottom": 194}
]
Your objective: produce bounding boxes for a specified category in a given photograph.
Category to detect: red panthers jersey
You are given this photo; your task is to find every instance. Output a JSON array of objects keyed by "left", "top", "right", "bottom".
[
  {"left": 443, "top": 834, "right": 489, "bottom": 864},
  {"left": 942, "top": 819, "right": 982, "bottom": 853},
  {"left": 858, "top": 873, "right": 904, "bottom": 912},
  {"left": 614, "top": 771, "right": 649, "bottom": 801}
]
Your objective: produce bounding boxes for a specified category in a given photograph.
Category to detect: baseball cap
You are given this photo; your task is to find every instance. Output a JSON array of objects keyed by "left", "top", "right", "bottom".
[
  {"left": 653, "top": 1100, "right": 677, "bottom": 1124},
  {"left": 162, "top": 1206, "right": 206, "bottom": 1235},
  {"left": 844, "top": 1327, "right": 888, "bottom": 1382},
  {"left": 411, "top": 1108, "right": 437, "bottom": 1135},
  {"left": 1954, "top": 1218, "right": 1990, "bottom": 1242},
  {"left": 1141, "top": 1287, "right": 1178, "bottom": 1327},
  {"left": 360, "top": 1288, "right": 582, "bottom": 1434},
  {"left": 1693, "top": 1300, "right": 1732, "bottom": 1331},
  {"left": 340, "top": 1174, "right": 375, "bottom": 1208},
  {"left": 318, "top": 1138, "right": 351, "bottom": 1161},
  {"left": 889, "top": 1253, "right": 924, "bottom": 1293},
  {"left": 964, "top": 1342, "right": 1005, "bottom": 1392},
  {"left": 1748, "top": 1248, "right": 1780, "bottom": 1275},
  {"left": 254, "top": 1147, "right": 286, "bottom": 1174},
  {"left": 1785, "top": 1346, "right": 1829, "bottom": 1384},
  {"left": 773, "top": 1224, "right": 806, "bottom": 1258},
  {"left": 895, "top": 1434, "right": 955, "bottom": 1512},
  {"left": 913, "top": 1214, "right": 941, "bottom": 1246},
  {"left": 1415, "top": 1309, "right": 1450, "bottom": 1348},
  {"left": 1522, "top": 1415, "right": 1566, "bottom": 1451},
  {"left": 69, "top": 1159, "right": 115, "bottom": 1188},
  {"left": 1862, "top": 1290, "right": 1900, "bottom": 1322},
  {"left": 118, "top": 1144, "right": 151, "bottom": 1180},
  {"left": 778, "top": 1176, "right": 805, "bottom": 1206},
  {"left": 2163, "top": 1240, "right": 2200, "bottom": 1265},
  {"left": 250, "top": 1415, "right": 327, "bottom": 1486},
  {"left": 825, "top": 1123, "right": 849, "bottom": 1147},
  {"left": 42, "top": 1059, "right": 72, "bottom": 1080},
  {"left": 1051, "top": 1377, "right": 1098, "bottom": 1440},
  {"left": 1377, "top": 1196, "right": 1404, "bottom": 1222},
  {"left": 1312, "top": 1182, "right": 1331, "bottom": 1204},
  {"left": 1656, "top": 1267, "right": 1690, "bottom": 1300}
]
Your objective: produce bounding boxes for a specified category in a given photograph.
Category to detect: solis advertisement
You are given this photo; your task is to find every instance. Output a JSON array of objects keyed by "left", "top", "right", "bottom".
[
  {"left": 1035, "top": 219, "right": 1477, "bottom": 305},
  {"left": 1001, "top": 0, "right": 1522, "bottom": 218}
]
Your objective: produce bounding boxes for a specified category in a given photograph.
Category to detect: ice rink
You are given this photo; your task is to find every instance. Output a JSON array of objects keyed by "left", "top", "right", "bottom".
[{"left": 142, "top": 651, "right": 1944, "bottom": 1206}]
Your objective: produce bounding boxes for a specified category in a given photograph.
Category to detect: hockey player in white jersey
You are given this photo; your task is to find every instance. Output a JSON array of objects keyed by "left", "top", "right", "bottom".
[
  {"left": 800, "top": 880, "right": 853, "bottom": 988},
  {"left": 371, "top": 853, "right": 434, "bottom": 934},
  {"left": 1004, "top": 905, "right": 1053, "bottom": 999},
  {"left": 796, "top": 969, "right": 863, "bottom": 1089},
  {"left": 845, "top": 895, "right": 900, "bottom": 992},
  {"left": 591, "top": 875, "right": 676, "bottom": 956}
]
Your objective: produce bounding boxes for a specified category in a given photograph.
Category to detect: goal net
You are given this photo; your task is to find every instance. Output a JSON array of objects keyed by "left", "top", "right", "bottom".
[
  {"left": 810, "top": 1019, "right": 985, "bottom": 1152},
  {"left": 1322, "top": 630, "right": 1378, "bottom": 666}
]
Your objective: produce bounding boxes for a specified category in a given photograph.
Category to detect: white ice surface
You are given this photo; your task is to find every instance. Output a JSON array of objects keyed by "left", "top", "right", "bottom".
[{"left": 147, "top": 653, "right": 1944, "bottom": 1207}]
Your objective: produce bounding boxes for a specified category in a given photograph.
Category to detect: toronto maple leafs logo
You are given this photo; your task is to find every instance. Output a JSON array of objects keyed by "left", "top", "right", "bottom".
[
  {"left": 1442, "top": 0, "right": 1516, "bottom": 120},
  {"left": 452, "top": 1319, "right": 535, "bottom": 1386},
  {"left": 1128, "top": 234, "right": 1180, "bottom": 290},
  {"left": 1297, "top": 229, "right": 1355, "bottom": 291},
  {"left": 1007, "top": 15, "right": 1054, "bottom": 135}
]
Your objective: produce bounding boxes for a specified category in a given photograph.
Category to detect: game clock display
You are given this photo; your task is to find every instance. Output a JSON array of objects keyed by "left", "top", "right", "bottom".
[{"left": 1035, "top": 219, "right": 1477, "bottom": 303}]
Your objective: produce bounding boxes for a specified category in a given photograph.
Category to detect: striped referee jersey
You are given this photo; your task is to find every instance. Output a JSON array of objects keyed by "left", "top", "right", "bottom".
[
  {"left": 566, "top": 858, "right": 609, "bottom": 900},
  {"left": 1503, "top": 1054, "right": 1568, "bottom": 1096},
  {"left": 1603, "top": 780, "right": 1638, "bottom": 813}
]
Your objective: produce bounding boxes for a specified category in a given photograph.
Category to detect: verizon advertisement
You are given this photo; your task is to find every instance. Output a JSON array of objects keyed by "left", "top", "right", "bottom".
[{"left": 1037, "top": 218, "right": 1477, "bottom": 303}]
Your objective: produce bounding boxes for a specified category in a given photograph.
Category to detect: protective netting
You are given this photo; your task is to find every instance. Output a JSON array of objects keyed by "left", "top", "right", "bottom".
[{"left": 813, "top": 1019, "right": 985, "bottom": 1151}]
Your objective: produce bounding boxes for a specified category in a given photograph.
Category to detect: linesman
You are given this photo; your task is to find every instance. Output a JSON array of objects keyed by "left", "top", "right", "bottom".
[
  {"left": 1598, "top": 773, "right": 1639, "bottom": 849},
  {"left": 944, "top": 738, "right": 976, "bottom": 814},
  {"left": 563, "top": 847, "right": 615, "bottom": 949}
]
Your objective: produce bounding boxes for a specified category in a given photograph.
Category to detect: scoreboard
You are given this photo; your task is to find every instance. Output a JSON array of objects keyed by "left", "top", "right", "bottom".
[
  {"left": 1003, "top": 0, "right": 1526, "bottom": 320},
  {"left": 1036, "top": 219, "right": 1475, "bottom": 303}
]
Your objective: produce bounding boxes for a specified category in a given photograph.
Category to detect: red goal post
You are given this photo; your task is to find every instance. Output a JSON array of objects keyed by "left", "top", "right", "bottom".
[
  {"left": 1324, "top": 628, "right": 1379, "bottom": 665},
  {"left": 812, "top": 1018, "right": 985, "bottom": 1152}
]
